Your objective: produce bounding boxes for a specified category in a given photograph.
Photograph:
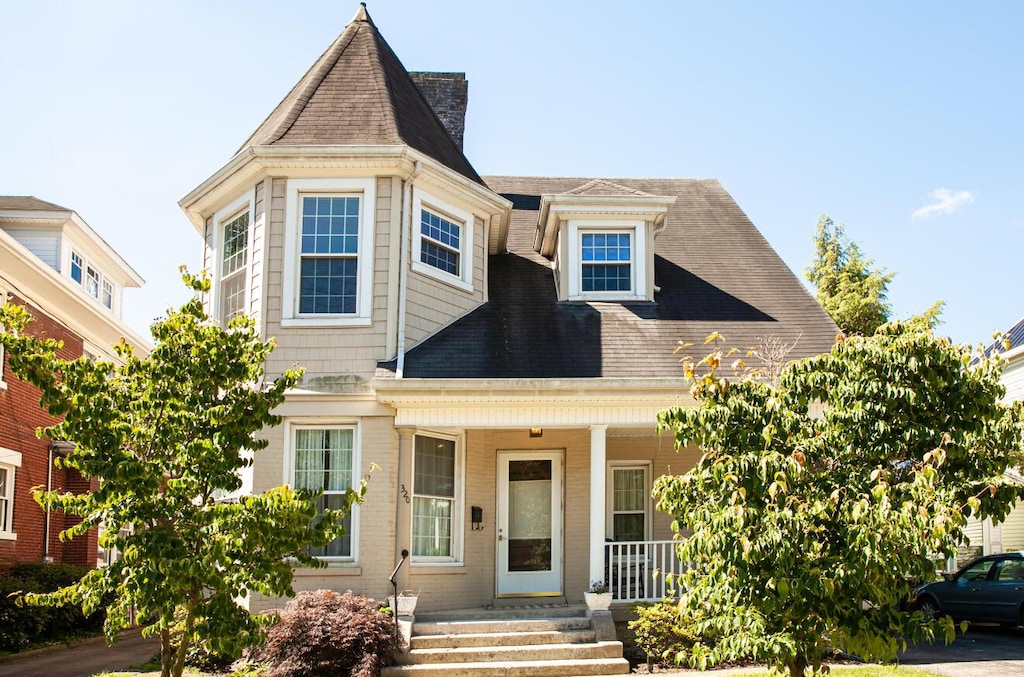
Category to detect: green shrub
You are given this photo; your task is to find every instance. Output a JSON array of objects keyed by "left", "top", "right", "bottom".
[
  {"left": 253, "top": 590, "right": 399, "bottom": 677},
  {"left": 629, "top": 599, "right": 710, "bottom": 667},
  {"left": 0, "top": 562, "right": 104, "bottom": 652}
]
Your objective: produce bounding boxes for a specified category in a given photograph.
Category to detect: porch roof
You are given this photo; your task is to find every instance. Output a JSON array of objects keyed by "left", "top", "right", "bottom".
[{"left": 372, "top": 376, "right": 694, "bottom": 428}]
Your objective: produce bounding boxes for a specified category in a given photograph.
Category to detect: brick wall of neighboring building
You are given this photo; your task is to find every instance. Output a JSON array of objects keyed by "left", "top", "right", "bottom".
[{"left": 0, "top": 295, "right": 96, "bottom": 568}]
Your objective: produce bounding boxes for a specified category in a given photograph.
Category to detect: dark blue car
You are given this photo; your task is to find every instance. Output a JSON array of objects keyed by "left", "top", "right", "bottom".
[{"left": 913, "top": 552, "right": 1024, "bottom": 626}]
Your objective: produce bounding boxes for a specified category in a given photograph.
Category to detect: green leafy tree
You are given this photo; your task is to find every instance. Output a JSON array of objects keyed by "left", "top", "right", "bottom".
[
  {"left": 0, "top": 271, "right": 367, "bottom": 677},
  {"left": 656, "top": 326, "right": 1023, "bottom": 677},
  {"left": 806, "top": 215, "right": 894, "bottom": 335}
]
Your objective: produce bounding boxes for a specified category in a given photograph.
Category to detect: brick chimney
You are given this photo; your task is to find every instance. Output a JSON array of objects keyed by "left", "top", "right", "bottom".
[{"left": 410, "top": 72, "right": 468, "bottom": 152}]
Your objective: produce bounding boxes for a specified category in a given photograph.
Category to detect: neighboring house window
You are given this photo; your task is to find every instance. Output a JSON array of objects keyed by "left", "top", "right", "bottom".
[
  {"left": 102, "top": 280, "right": 113, "bottom": 310},
  {"left": 0, "top": 447, "right": 22, "bottom": 539},
  {"left": 412, "top": 434, "right": 461, "bottom": 561},
  {"left": 419, "top": 209, "right": 461, "bottom": 276},
  {"left": 581, "top": 232, "right": 632, "bottom": 293},
  {"left": 70, "top": 251, "right": 83, "bottom": 284},
  {"left": 299, "top": 196, "right": 360, "bottom": 315},
  {"left": 411, "top": 190, "right": 475, "bottom": 292},
  {"left": 219, "top": 210, "right": 249, "bottom": 324},
  {"left": 282, "top": 178, "right": 376, "bottom": 326},
  {"left": 607, "top": 463, "right": 650, "bottom": 541},
  {"left": 293, "top": 426, "right": 356, "bottom": 559},
  {"left": 68, "top": 250, "right": 117, "bottom": 312},
  {"left": 86, "top": 266, "right": 100, "bottom": 299}
]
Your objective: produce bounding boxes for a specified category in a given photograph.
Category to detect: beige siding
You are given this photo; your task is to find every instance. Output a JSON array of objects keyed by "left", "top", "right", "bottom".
[
  {"left": 404, "top": 215, "right": 486, "bottom": 347},
  {"left": 263, "top": 177, "right": 394, "bottom": 386},
  {"left": 958, "top": 518, "right": 985, "bottom": 566},
  {"left": 6, "top": 228, "right": 61, "bottom": 270}
]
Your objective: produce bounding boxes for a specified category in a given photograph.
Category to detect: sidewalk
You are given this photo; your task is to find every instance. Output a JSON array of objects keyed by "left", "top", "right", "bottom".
[{"left": 0, "top": 630, "right": 159, "bottom": 677}]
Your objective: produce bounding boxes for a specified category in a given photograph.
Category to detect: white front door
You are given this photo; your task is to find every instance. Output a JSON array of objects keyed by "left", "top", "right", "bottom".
[{"left": 496, "top": 450, "right": 563, "bottom": 597}]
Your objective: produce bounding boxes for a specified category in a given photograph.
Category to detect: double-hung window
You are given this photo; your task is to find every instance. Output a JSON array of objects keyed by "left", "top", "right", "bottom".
[
  {"left": 581, "top": 232, "right": 632, "bottom": 293},
  {"left": 219, "top": 210, "right": 249, "bottom": 324},
  {"left": 419, "top": 210, "right": 461, "bottom": 276},
  {"left": 299, "top": 196, "right": 360, "bottom": 315},
  {"left": 411, "top": 191, "right": 474, "bottom": 291},
  {"left": 0, "top": 447, "right": 22, "bottom": 539},
  {"left": 283, "top": 178, "right": 376, "bottom": 326},
  {"left": 70, "top": 252, "right": 83, "bottom": 284},
  {"left": 412, "top": 434, "right": 461, "bottom": 561},
  {"left": 607, "top": 463, "right": 650, "bottom": 542},
  {"left": 292, "top": 426, "right": 356, "bottom": 559}
]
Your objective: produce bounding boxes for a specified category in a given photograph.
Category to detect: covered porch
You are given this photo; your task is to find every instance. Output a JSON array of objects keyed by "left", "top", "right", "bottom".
[{"left": 375, "top": 377, "right": 696, "bottom": 611}]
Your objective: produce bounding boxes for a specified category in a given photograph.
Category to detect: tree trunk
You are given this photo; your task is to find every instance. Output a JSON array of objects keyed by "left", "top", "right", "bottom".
[
  {"left": 160, "top": 630, "right": 173, "bottom": 677},
  {"left": 787, "top": 656, "right": 807, "bottom": 677}
]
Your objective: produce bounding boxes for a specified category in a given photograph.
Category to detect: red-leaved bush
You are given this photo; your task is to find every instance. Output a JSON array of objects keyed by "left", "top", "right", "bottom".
[{"left": 255, "top": 590, "right": 399, "bottom": 677}]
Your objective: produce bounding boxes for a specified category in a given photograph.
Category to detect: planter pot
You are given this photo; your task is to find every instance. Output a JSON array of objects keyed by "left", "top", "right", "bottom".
[
  {"left": 389, "top": 594, "right": 418, "bottom": 616},
  {"left": 584, "top": 592, "right": 612, "bottom": 611}
]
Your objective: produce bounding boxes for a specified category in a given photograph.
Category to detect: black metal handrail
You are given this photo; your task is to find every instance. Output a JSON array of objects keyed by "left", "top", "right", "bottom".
[{"left": 389, "top": 549, "right": 409, "bottom": 637}]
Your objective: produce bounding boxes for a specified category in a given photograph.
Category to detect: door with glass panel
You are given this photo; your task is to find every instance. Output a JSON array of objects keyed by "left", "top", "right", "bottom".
[{"left": 496, "top": 451, "right": 563, "bottom": 597}]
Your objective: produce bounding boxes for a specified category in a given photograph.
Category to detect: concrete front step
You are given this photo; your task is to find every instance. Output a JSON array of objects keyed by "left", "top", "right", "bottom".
[
  {"left": 404, "top": 640, "right": 623, "bottom": 665},
  {"left": 381, "top": 657, "right": 630, "bottom": 676},
  {"left": 415, "top": 604, "right": 585, "bottom": 622},
  {"left": 414, "top": 616, "right": 590, "bottom": 636},
  {"left": 412, "top": 628, "right": 596, "bottom": 649}
]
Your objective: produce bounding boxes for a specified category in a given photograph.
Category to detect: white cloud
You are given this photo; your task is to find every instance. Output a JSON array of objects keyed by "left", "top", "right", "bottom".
[{"left": 911, "top": 188, "right": 976, "bottom": 220}]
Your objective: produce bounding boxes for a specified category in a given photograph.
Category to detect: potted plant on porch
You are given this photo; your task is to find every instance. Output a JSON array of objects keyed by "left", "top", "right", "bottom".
[{"left": 584, "top": 580, "right": 612, "bottom": 611}]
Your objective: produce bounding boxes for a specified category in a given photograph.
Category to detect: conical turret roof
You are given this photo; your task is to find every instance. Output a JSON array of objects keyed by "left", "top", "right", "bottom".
[{"left": 239, "top": 4, "right": 481, "bottom": 183}]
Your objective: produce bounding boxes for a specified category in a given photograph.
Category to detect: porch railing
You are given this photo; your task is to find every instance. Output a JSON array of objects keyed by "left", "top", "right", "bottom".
[{"left": 604, "top": 539, "right": 686, "bottom": 603}]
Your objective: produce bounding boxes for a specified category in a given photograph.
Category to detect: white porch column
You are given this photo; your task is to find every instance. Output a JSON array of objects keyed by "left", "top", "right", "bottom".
[
  {"left": 590, "top": 424, "right": 608, "bottom": 586},
  {"left": 394, "top": 427, "right": 415, "bottom": 592}
]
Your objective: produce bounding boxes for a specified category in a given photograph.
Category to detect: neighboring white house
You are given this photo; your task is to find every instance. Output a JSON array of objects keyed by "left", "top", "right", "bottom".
[
  {"left": 178, "top": 5, "right": 839, "bottom": 613},
  {"left": 958, "top": 317, "right": 1024, "bottom": 566}
]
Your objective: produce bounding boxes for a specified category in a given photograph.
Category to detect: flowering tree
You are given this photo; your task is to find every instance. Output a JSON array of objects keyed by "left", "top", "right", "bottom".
[{"left": 655, "top": 325, "right": 1024, "bottom": 677}]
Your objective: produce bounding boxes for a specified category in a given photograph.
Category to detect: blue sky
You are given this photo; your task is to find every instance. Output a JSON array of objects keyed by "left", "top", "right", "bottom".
[{"left": 2, "top": 1, "right": 1021, "bottom": 345}]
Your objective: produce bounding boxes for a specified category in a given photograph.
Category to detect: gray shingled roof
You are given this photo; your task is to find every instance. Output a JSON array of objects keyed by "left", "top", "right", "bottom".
[
  {"left": 0, "top": 196, "right": 69, "bottom": 212},
  {"left": 1004, "top": 317, "right": 1024, "bottom": 351},
  {"left": 379, "top": 177, "right": 838, "bottom": 379},
  {"left": 238, "top": 5, "right": 481, "bottom": 184}
]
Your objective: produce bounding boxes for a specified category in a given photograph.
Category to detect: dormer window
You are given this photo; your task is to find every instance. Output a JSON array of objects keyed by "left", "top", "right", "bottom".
[
  {"left": 581, "top": 231, "right": 632, "bottom": 293},
  {"left": 67, "top": 248, "right": 118, "bottom": 312},
  {"left": 420, "top": 209, "right": 461, "bottom": 276},
  {"left": 535, "top": 181, "right": 675, "bottom": 303}
]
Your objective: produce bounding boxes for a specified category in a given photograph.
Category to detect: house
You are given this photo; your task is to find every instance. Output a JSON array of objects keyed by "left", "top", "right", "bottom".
[
  {"left": 179, "top": 5, "right": 838, "bottom": 614},
  {"left": 958, "top": 316, "right": 1024, "bottom": 566},
  {"left": 0, "top": 196, "right": 146, "bottom": 568}
]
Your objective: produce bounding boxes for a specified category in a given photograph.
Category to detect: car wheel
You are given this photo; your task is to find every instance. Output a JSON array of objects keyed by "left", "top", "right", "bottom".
[{"left": 919, "top": 597, "right": 941, "bottom": 620}]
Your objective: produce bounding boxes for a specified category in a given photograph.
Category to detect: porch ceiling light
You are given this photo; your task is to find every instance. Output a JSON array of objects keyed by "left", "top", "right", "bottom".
[{"left": 529, "top": 428, "right": 543, "bottom": 438}]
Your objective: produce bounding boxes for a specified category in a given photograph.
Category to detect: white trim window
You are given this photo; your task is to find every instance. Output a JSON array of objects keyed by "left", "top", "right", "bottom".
[
  {"left": 67, "top": 249, "right": 118, "bottom": 312},
  {"left": 606, "top": 463, "right": 651, "bottom": 542},
  {"left": 412, "top": 433, "right": 463, "bottom": 562},
  {"left": 0, "top": 447, "right": 22, "bottom": 539},
  {"left": 291, "top": 425, "right": 358, "bottom": 560},
  {"left": 566, "top": 220, "right": 647, "bottom": 301},
  {"left": 411, "top": 190, "right": 474, "bottom": 292},
  {"left": 282, "top": 179, "right": 376, "bottom": 326},
  {"left": 219, "top": 210, "right": 250, "bottom": 325}
]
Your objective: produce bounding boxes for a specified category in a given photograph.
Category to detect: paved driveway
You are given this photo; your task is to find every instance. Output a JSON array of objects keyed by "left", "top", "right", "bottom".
[
  {"left": 0, "top": 631, "right": 158, "bottom": 677},
  {"left": 898, "top": 623, "right": 1024, "bottom": 677}
]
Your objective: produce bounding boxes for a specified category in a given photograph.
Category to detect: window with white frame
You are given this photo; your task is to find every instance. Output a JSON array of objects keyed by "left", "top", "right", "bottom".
[
  {"left": 283, "top": 178, "right": 376, "bottom": 326},
  {"left": 0, "top": 447, "right": 22, "bottom": 538},
  {"left": 412, "top": 434, "right": 461, "bottom": 561},
  {"left": 299, "top": 196, "right": 359, "bottom": 314},
  {"left": 607, "top": 463, "right": 650, "bottom": 542},
  {"left": 581, "top": 232, "right": 632, "bottom": 293},
  {"left": 566, "top": 221, "right": 646, "bottom": 301},
  {"left": 411, "top": 191, "right": 474, "bottom": 291},
  {"left": 292, "top": 426, "right": 356, "bottom": 559},
  {"left": 68, "top": 249, "right": 117, "bottom": 312},
  {"left": 219, "top": 210, "right": 250, "bottom": 325}
]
